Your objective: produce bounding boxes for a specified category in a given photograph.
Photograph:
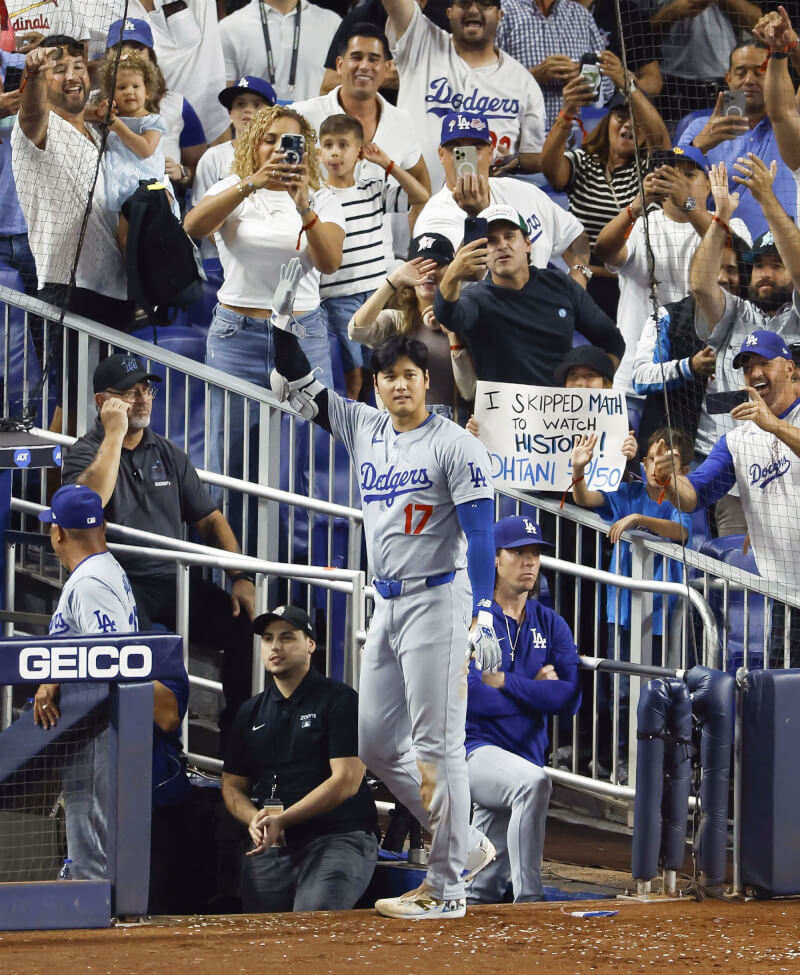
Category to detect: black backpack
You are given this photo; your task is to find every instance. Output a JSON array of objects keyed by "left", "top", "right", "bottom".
[{"left": 122, "top": 179, "right": 205, "bottom": 321}]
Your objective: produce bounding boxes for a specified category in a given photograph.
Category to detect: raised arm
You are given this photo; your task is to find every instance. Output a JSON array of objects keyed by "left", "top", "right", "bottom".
[
  {"left": 764, "top": 39, "right": 800, "bottom": 170},
  {"left": 382, "top": 0, "right": 416, "bottom": 40},
  {"left": 689, "top": 162, "right": 737, "bottom": 330},
  {"left": 540, "top": 76, "right": 594, "bottom": 190},
  {"left": 348, "top": 259, "right": 438, "bottom": 343},
  {"left": 569, "top": 434, "right": 606, "bottom": 508},
  {"left": 17, "top": 45, "right": 57, "bottom": 149},
  {"left": 73, "top": 400, "right": 129, "bottom": 505},
  {"left": 732, "top": 153, "right": 800, "bottom": 292}
]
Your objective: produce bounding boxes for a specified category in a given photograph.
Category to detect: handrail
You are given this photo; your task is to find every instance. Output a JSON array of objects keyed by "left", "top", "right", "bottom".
[
  {"left": 0, "top": 286, "right": 286, "bottom": 407},
  {"left": 540, "top": 550, "right": 719, "bottom": 664},
  {"left": 11, "top": 498, "right": 362, "bottom": 591},
  {"left": 24, "top": 426, "right": 364, "bottom": 525},
  {"left": 497, "top": 483, "right": 800, "bottom": 610}
]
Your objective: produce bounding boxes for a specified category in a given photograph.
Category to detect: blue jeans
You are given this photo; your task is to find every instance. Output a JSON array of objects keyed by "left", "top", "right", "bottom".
[
  {"left": 321, "top": 292, "right": 369, "bottom": 371},
  {"left": 0, "top": 232, "right": 37, "bottom": 294},
  {"left": 205, "top": 304, "right": 333, "bottom": 540}
]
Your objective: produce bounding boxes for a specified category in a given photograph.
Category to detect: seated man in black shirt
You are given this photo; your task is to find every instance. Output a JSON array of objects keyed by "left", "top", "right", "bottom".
[
  {"left": 434, "top": 205, "right": 625, "bottom": 387},
  {"left": 62, "top": 354, "right": 256, "bottom": 744},
  {"left": 222, "top": 606, "right": 378, "bottom": 913}
]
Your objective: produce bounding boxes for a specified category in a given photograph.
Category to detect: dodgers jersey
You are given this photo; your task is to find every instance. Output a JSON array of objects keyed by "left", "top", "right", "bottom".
[
  {"left": 327, "top": 393, "right": 494, "bottom": 580},
  {"left": 689, "top": 400, "right": 800, "bottom": 589},
  {"left": 49, "top": 551, "right": 139, "bottom": 637},
  {"left": 388, "top": 4, "right": 545, "bottom": 191}
]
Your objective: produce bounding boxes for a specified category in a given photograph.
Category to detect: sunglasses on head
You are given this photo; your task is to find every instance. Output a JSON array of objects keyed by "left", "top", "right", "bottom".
[{"left": 50, "top": 42, "right": 85, "bottom": 60}]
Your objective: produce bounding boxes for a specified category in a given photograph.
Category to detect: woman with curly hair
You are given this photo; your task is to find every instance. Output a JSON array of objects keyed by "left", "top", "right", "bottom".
[
  {"left": 186, "top": 104, "right": 344, "bottom": 391},
  {"left": 185, "top": 105, "right": 344, "bottom": 501}
]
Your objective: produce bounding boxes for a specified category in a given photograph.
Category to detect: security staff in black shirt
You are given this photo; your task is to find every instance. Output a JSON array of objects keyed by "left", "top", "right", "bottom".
[
  {"left": 62, "top": 354, "right": 256, "bottom": 744},
  {"left": 434, "top": 205, "right": 626, "bottom": 387},
  {"left": 222, "top": 606, "right": 378, "bottom": 913}
]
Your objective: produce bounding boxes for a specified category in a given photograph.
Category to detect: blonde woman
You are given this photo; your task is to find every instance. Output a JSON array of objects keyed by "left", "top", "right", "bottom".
[{"left": 185, "top": 105, "right": 344, "bottom": 488}]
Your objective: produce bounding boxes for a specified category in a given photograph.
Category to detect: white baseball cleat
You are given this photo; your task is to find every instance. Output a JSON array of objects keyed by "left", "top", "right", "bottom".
[
  {"left": 375, "top": 883, "right": 466, "bottom": 920},
  {"left": 462, "top": 834, "right": 497, "bottom": 882}
]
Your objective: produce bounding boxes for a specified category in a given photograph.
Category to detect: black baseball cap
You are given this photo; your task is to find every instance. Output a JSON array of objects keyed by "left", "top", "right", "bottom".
[
  {"left": 93, "top": 354, "right": 162, "bottom": 393},
  {"left": 408, "top": 233, "right": 455, "bottom": 265},
  {"left": 553, "top": 345, "right": 615, "bottom": 385},
  {"left": 252, "top": 605, "right": 315, "bottom": 639}
]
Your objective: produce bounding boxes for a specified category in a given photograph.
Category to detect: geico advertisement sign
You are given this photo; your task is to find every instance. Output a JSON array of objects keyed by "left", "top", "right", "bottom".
[{"left": 19, "top": 645, "right": 153, "bottom": 680}]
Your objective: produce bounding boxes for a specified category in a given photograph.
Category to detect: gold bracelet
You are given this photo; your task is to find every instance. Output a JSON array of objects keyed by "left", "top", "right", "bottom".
[{"left": 238, "top": 181, "right": 255, "bottom": 198}]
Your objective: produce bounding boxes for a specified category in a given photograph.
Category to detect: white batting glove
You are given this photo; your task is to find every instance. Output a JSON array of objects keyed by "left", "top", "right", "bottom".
[
  {"left": 468, "top": 609, "right": 502, "bottom": 672},
  {"left": 269, "top": 259, "right": 307, "bottom": 336}
]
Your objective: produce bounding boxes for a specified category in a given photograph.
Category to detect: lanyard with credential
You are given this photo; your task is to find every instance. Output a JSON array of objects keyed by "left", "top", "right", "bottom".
[{"left": 259, "top": 0, "right": 302, "bottom": 93}]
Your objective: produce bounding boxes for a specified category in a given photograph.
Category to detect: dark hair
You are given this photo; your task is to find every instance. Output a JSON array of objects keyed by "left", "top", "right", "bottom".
[
  {"left": 646, "top": 426, "right": 694, "bottom": 467},
  {"left": 319, "top": 113, "right": 364, "bottom": 142},
  {"left": 372, "top": 335, "right": 429, "bottom": 375},
  {"left": 40, "top": 34, "right": 83, "bottom": 50},
  {"left": 337, "top": 22, "right": 391, "bottom": 60},
  {"left": 728, "top": 40, "right": 768, "bottom": 70}
]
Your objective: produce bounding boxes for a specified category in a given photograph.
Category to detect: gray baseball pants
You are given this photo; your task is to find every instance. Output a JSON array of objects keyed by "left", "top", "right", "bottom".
[{"left": 466, "top": 745, "right": 552, "bottom": 903}]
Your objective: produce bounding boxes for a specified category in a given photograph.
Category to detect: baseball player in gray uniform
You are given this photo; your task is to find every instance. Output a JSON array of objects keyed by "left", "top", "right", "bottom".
[
  {"left": 267, "top": 259, "right": 502, "bottom": 919},
  {"left": 34, "top": 484, "right": 138, "bottom": 879}
]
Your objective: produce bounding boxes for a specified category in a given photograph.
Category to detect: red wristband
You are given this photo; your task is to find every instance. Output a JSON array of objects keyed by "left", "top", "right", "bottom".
[
  {"left": 712, "top": 214, "right": 731, "bottom": 235},
  {"left": 385, "top": 160, "right": 395, "bottom": 176}
]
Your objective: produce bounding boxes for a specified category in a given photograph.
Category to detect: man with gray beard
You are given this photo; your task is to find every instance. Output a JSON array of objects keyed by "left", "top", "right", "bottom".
[{"left": 62, "top": 355, "right": 256, "bottom": 744}]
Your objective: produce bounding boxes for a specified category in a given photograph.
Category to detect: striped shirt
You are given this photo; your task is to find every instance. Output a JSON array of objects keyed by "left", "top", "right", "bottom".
[
  {"left": 320, "top": 179, "right": 407, "bottom": 298},
  {"left": 564, "top": 148, "right": 639, "bottom": 249},
  {"left": 496, "top": 0, "right": 613, "bottom": 132}
]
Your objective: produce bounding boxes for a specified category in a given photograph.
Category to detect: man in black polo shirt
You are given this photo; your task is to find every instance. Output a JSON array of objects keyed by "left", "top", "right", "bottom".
[
  {"left": 222, "top": 605, "right": 378, "bottom": 913},
  {"left": 61, "top": 354, "right": 256, "bottom": 743},
  {"left": 434, "top": 205, "right": 625, "bottom": 386}
]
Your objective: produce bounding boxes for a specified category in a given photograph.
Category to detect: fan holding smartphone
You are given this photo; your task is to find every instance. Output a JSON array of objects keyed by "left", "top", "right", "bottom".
[{"left": 185, "top": 105, "right": 346, "bottom": 508}]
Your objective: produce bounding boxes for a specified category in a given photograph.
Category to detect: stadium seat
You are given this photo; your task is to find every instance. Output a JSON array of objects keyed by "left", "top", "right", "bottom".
[
  {"left": 699, "top": 535, "right": 767, "bottom": 673},
  {"left": 672, "top": 108, "right": 710, "bottom": 145},
  {"left": 131, "top": 324, "right": 207, "bottom": 467}
]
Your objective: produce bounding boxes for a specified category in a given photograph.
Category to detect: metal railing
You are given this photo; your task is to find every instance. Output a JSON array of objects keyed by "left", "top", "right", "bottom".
[
  {"left": 5, "top": 285, "right": 800, "bottom": 815},
  {"left": 4, "top": 500, "right": 367, "bottom": 772}
]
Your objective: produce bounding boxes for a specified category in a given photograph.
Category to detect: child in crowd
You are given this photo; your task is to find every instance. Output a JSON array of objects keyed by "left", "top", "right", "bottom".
[
  {"left": 318, "top": 113, "right": 429, "bottom": 399},
  {"left": 570, "top": 425, "right": 695, "bottom": 781},
  {"left": 99, "top": 55, "right": 172, "bottom": 245}
]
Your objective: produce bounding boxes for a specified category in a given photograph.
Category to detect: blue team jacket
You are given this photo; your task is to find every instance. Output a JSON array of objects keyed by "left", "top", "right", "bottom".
[{"left": 465, "top": 599, "right": 582, "bottom": 767}]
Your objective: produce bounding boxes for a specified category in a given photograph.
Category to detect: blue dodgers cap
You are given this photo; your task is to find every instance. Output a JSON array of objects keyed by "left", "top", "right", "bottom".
[
  {"left": 440, "top": 111, "right": 492, "bottom": 146},
  {"left": 732, "top": 330, "right": 793, "bottom": 369},
  {"left": 39, "top": 485, "right": 104, "bottom": 530},
  {"left": 107, "top": 18, "right": 154, "bottom": 49},
  {"left": 665, "top": 144, "right": 708, "bottom": 171},
  {"left": 494, "top": 515, "right": 553, "bottom": 550},
  {"left": 218, "top": 76, "right": 277, "bottom": 111}
]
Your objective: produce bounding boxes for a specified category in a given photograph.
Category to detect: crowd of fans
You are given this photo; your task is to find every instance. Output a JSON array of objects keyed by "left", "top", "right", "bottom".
[{"left": 5, "top": 0, "right": 800, "bottom": 913}]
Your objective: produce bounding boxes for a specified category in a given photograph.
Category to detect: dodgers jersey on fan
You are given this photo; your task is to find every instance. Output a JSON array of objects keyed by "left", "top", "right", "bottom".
[
  {"left": 327, "top": 393, "right": 494, "bottom": 580},
  {"left": 49, "top": 551, "right": 138, "bottom": 637},
  {"left": 689, "top": 399, "right": 800, "bottom": 588}
]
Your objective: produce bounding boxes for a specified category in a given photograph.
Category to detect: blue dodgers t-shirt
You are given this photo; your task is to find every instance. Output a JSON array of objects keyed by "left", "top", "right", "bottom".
[{"left": 596, "top": 479, "right": 694, "bottom": 635}]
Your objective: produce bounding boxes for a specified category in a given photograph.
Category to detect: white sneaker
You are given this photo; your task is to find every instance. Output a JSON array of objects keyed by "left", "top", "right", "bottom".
[
  {"left": 375, "top": 883, "right": 466, "bottom": 920},
  {"left": 462, "top": 835, "right": 497, "bottom": 883}
]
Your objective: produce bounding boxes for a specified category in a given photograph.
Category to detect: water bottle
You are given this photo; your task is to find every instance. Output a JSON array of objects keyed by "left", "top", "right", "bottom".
[{"left": 58, "top": 858, "right": 73, "bottom": 880}]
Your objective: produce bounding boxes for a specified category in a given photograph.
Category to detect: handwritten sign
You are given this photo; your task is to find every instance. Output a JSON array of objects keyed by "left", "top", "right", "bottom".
[{"left": 474, "top": 381, "right": 630, "bottom": 492}]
